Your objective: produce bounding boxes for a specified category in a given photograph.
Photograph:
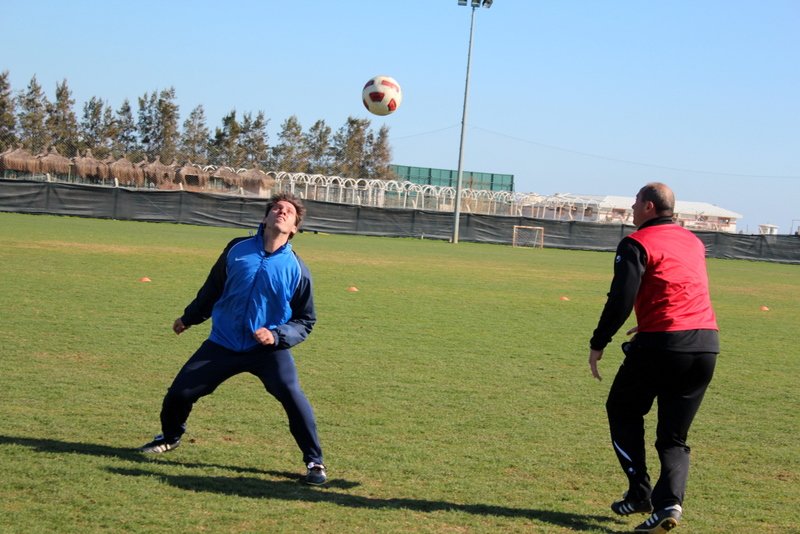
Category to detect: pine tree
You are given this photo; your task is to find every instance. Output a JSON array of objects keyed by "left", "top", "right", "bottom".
[
  {"left": 305, "top": 119, "right": 332, "bottom": 175},
  {"left": 332, "top": 116, "right": 370, "bottom": 178},
  {"left": 137, "top": 91, "right": 158, "bottom": 161},
  {"left": 100, "top": 105, "right": 116, "bottom": 158},
  {"left": 17, "top": 75, "right": 51, "bottom": 154},
  {"left": 46, "top": 79, "right": 79, "bottom": 157},
  {"left": 156, "top": 87, "right": 179, "bottom": 164},
  {"left": 114, "top": 99, "right": 138, "bottom": 158},
  {"left": 274, "top": 115, "right": 308, "bottom": 173},
  {"left": 179, "top": 104, "right": 210, "bottom": 165},
  {"left": 0, "top": 71, "right": 17, "bottom": 152},
  {"left": 136, "top": 88, "right": 180, "bottom": 164},
  {"left": 80, "top": 96, "right": 107, "bottom": 157},
  {"left": 239, "top": 111, "right": 270, "bottom": 169},
  {"left": 368, "top": 124, "right": 393, "bottom": 180},
  {"left": 209, "top": 110, "right": 242, "bottom": 167}
]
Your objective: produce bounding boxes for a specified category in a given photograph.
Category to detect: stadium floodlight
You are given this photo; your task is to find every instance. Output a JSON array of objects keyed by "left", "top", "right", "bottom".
[{"left": 453, "top": 0, "right": 493, "bottom": 243}]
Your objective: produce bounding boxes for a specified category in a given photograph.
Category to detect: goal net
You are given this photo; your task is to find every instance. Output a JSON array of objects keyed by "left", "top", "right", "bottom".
[{"left": 512, "top": 225, "right": 544, "bottom": 249}]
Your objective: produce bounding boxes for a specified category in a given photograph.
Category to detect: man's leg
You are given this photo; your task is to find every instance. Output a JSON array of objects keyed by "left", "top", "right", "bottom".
[
  {"left": 606, "top": 343, "right": 658, "bottom": 502},
  {"left": 651, "top": 351, "right": 717, "bottom": 509},
  {"left": 251, "top": 347, "right": 323, "bottom": 465},
  {"left": 160, "top": 340, "right": 242, "bottom": 441}
]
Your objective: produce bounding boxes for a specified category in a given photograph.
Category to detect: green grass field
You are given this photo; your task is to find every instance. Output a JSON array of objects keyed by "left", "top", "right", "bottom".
[{"left": 0, "top": 211, "right": 798, "bottom": 533}]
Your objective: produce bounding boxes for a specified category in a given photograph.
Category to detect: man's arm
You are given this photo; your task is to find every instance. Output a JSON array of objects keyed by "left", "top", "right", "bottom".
[
  {"left": 177, "top": 240, "right": 239, "bottom": 329},
  {"left": 589, "top": 238, "right": 645, "bottom": 351},
  {"left": 269, "top": 257, "right": 317, "bottom": 349},
  {"left": 586, "top": 238, "right": 645, "bottom": 380}
]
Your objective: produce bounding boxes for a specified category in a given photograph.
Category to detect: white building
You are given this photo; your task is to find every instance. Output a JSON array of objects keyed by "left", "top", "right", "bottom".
[{"left": 519, "top": 194, "right": 742, "bottom": 233}]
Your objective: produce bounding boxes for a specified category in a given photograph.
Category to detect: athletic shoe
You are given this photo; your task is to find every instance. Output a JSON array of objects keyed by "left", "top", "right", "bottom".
[
  {"left": 611, "top": 492, "right": 653, "bottom": 516},
  {"left": 634, "top": 504, "right": 682, "bottom": 533},
  {"left": 304, "top": 462, "right": 327, "bottom": 485},
  {"left": 139, "top": 433, "right": 181, "bottom": 453}
]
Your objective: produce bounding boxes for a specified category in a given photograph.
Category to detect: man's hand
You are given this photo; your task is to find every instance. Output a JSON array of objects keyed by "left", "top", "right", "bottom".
[
  {"left": 254, "top": 327, "right": 276, "bottom": 346},
  {"left": 589, "top": 348, "right": 604, "bottom": 381},
  {"left": 173, "top": 318, "right": 189, "bottom": 335}
]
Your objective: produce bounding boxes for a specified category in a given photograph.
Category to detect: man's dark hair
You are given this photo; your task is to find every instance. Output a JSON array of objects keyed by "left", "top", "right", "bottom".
[
  {"left": 265, "top": 192, "right": 306, "bottom": 237},
  {"left": 639, "top": 182, "right": 675, "bottom": 216}
]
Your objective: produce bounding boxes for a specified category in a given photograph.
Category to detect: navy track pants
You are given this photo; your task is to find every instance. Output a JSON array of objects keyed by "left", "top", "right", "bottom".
[{"left": 160, "top": 339, "right": 323, "bottom": 465}]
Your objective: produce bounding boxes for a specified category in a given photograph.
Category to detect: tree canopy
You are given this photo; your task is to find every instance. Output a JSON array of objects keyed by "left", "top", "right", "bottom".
[{"left": 1, "top": 71, "right": 397, "bottom": 180}]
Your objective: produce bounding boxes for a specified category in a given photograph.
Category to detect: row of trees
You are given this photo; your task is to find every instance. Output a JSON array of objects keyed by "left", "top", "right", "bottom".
[{"left": 0, "top": 70, "right": 395, "bottom": 180}]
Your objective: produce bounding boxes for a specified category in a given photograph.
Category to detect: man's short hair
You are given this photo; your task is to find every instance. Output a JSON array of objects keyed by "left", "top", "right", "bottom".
[
  {"left": 265, "top": 192, "right": 306, "bottom": 237},
  {"left": 639, "top": 182, "right": 675, "bottom": 216}
]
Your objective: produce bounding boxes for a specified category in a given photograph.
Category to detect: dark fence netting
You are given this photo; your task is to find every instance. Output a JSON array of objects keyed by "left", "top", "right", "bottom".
[{"left": 1, "top": 179, "right": 798, "bottom": 264}]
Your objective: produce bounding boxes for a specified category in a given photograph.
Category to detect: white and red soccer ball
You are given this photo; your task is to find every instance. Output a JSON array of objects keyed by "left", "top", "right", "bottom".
[{"left": 362, "top": 75, "right": 402, "bottom": 116}]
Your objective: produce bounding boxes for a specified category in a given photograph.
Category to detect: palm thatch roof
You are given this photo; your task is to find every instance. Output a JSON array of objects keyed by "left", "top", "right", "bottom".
[
  {"left": 37, "top": 146, "right": 73, "bottom": 175},
  {"left": 109, "top": 156, "right": 145, "bottom": 186},
  {"left": 142, "top": 157, "right": 176, "bottom": 187},
  {"left": 0, "top": 146, "right": 39, "bottom": 173},
  {"left": 72, "top": 149, "right": 109, "bottom": 180},
  {"left": 175, "top": 162, "right": 209, "bottom": 189},
  {"left": 209, "top": 166, "right": 241, "bottom": 187},
  {"left": 238, "top": 167, "right": 275, "bottom": 196}
]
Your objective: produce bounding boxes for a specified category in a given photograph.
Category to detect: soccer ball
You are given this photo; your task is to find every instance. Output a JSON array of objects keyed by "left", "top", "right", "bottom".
[{"left": 362, "top": 75, "right": 402, "bottom": 116}]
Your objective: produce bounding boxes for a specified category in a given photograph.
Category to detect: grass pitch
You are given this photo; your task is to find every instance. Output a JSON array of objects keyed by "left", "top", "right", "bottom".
[{"left": 0, "top": 212, "right": 798, "bottom": 533}]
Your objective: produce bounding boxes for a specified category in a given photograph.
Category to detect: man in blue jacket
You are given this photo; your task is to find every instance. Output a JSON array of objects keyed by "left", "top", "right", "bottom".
[{"left": 139, "top": 192, "right": 326, "bottom": 485}]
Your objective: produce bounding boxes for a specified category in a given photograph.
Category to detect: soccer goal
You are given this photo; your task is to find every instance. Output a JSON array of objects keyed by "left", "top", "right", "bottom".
[{"left": 512, "top": 225, "right": 544, "bottom": 249}]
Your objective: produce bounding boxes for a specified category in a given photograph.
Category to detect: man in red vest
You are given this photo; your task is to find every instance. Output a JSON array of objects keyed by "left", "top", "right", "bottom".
[{"left": 588, "top": 182, "right": 719, "bottom": 534}]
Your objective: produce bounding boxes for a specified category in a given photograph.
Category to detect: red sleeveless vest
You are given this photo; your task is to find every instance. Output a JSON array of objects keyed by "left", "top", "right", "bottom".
[{"left": 627, "top": 223, "right": 718, "bottom": 332}]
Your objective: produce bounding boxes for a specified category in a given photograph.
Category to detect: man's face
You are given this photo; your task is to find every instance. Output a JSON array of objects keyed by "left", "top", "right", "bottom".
[
  {"left": 631, "top": 191, "right": 650, "bottom": 227},
  {"left": 265, "top": 200, "right": 299, "bottom": 236}
]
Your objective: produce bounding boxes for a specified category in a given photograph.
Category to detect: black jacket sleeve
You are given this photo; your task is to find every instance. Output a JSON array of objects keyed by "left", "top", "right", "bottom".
[
  {"left": 273, "top": 255, "right": 317, "bottom": 349},
  {"left": 589, "top": 237, "right": 647, "bottom": 350},
  {"left": 179, "top": 238, "right": 243, "bottom": 327}
]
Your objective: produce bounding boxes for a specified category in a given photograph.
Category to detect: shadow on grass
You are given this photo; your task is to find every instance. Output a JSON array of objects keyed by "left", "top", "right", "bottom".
[
  {"left": 108, "top": 466, "right": 624, "bottom": 532},
  {"left": 1, "top": 434, "right": 624, "bottom": 532},
  {"left": 0, "top": 434, "right": 300, "bottom": 479}
]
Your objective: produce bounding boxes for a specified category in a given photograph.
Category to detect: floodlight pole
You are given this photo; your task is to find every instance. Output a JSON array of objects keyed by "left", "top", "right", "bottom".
[{"left": 453, "top": 0, "right": 491, "bottom": 243}]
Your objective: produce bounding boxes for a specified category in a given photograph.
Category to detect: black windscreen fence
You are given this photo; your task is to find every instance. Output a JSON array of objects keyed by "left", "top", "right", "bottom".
[{"left": 1, "top": 180, "right": 798, "bottom": 264}]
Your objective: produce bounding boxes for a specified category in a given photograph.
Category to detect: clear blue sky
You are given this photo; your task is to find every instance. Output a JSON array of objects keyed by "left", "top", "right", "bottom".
[{"left": 3, "top": 1, "right": 799, "bottom": 233}]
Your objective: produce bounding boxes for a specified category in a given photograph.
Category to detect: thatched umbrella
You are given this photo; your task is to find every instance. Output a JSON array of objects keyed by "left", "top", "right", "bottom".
[
  {"left": 0, "top": 146, "right": 39, "bottom": 174},
  {"left": 175, "top": 162, "right": 209, "bottom": 189},
  {"left": 101, "top": 156, "right": 114, "bottom": 181},
  {"left": 109, "top": 156, "right": 145, "bottom": 187},
  {"left": 136, "top": 159, "right": 148, "bottom": 186},
  {"left": 37, "top": 146, "right": 73, "bottom": 177},
  {"left": 239, "top": 167, "right": 275, "bottom": 196},
  {"left": 209, "top": 166, "right": 242, "bottom": 190},
  {"left": 143, "top": 157, "right": 176, "bottom": 188},
  {"left": 73, "top": 149, "right": 109, "bottom": 181}
]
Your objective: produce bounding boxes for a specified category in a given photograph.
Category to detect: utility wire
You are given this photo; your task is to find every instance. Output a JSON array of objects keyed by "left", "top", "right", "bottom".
[{"left": 392, "top": 123, "right": 800, "bottom": 180}]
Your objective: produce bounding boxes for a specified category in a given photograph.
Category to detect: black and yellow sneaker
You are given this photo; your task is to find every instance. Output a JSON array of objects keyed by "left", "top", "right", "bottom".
[
  {"left": 139, "top": 433, "right": 181, "bottom": 454},
  {"left": 611, "top": 492, "right": 653, "bottom": 516},
  {"left": 634, "top": 504, "right": 682, "bottom": 533}
]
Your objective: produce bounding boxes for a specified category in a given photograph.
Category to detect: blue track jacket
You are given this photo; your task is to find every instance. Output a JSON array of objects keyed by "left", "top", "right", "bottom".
[{"left": 180, "top": 224, "right": 316, "bottom": 352}]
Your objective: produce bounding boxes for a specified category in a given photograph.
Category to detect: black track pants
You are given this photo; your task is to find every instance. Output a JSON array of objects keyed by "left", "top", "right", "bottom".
[{"left": 605, "top": 343, "right": 716, "bottom": 509}]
